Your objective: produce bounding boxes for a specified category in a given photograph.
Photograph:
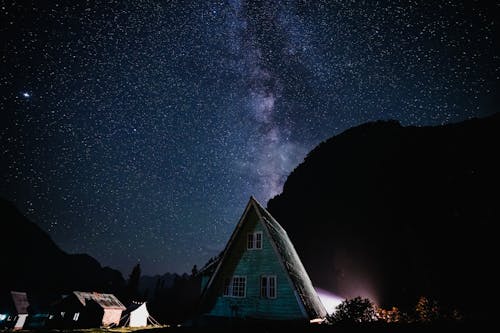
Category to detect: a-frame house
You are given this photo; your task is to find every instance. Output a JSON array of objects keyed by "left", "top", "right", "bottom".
[{"left": 199, "top": 197, "right": 326, "bottom": 322}]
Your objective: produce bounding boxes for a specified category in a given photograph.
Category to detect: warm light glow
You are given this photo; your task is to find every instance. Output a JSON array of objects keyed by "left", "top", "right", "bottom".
[
  {"left": 315, "top": 287, "right": 344, "bottom": 314},
  {"left": 310, "top": 318, "right": 326, "bottom": 324}
]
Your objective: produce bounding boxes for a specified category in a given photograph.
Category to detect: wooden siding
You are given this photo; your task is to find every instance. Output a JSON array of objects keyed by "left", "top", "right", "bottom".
[{"left": 206, "top": 207, "right": 305, "bottom": 320}]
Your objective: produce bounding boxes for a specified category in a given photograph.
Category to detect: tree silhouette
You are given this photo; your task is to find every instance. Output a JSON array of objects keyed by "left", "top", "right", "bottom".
[
  {"left": 330, "top": 297, "right": 376, "bottom": 324},
  {"left": 191, "top": 264, "right": 198, "bottom": 277},
  {"left": 125, "top": 263, "right": 141, "bottom": 304}
]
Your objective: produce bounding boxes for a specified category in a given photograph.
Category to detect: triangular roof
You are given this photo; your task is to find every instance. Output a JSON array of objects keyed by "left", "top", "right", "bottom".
[
  {"left": 73, "top": 291, "right": 125, "bottom": 310},
  {"left": 201, "top": 196, "right": 327, "bottom": 320}
]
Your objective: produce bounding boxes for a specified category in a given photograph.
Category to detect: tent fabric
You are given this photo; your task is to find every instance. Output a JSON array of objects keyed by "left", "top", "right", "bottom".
[
  {"left": 129, "top": 303, "right": 148, "bottom": 327},
  {"left": 122, "top": 302, "right": 143, "bottom": 315},
  {"left": 120, "top": 302, "right": 159, "bottom": 327}
]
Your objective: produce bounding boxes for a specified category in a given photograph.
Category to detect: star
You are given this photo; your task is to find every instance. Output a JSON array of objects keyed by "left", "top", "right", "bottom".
[{"left": 1, "top": 0, "right": 496, "bottom": 276}]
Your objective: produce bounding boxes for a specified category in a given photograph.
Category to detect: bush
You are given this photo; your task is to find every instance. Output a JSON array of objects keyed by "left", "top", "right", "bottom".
[
  {"left": 376, "top": 306, "right": 402, "bottom": 323},
  {"left": 329, "top": 296, "right": 376, "bottom": 324},
  {"left": 415, "top": 296, "right": 440, "bottom": 322}
]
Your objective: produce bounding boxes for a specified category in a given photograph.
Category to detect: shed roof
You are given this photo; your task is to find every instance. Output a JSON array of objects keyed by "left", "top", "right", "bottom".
[{"left": 73, "top": 291, "right": 125, "bottom": 310}]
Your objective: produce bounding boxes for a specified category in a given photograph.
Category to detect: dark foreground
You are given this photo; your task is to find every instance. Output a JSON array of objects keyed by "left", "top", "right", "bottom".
[
  {"left": 135, "top": 322, "right": 487, "bottom": 333},
  {"left": 26, "top": 321, "right": 484, "bottom": 333}
]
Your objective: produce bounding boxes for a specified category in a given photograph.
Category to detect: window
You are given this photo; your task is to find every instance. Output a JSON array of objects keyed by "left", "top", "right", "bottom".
[
  {"left": 260, "top": 276, "right": 267, "bottom": 297},
  {"left": 255, "top": 232, "right": 262, "bottom": 248},
  {"left": 247, "top": 233, "right": 253, "bottom": 249},
  {"left": 223, "top": 276, "right": 247, "bottom": 298},
  {"left": 223, "top": 278, "right": 231, "bottom": 296},
  {"left": 73, "top": 312, "right": 80, "bottom": 321},
  {"left": 233, "top": 276, "right": 246, "bottom": 297},
  {"left": 247, "top": 231, "right": 263, "bottom": 249},
  {"left": 261, "top": 275, "right": 277, "bottom": 299}
]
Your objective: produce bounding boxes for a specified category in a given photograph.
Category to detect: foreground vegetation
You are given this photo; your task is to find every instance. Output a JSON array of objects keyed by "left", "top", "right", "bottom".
[{"left": 2, "top": 295, "right": 481, "bottom": 332}]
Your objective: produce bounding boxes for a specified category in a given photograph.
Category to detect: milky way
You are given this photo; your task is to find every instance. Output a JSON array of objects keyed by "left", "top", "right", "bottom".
[
  {"left": 1, "top": 0, "right": 498, "bottom": 275},
  {"left": 228, "top": 0, "right": 308, "bottom": 199}
]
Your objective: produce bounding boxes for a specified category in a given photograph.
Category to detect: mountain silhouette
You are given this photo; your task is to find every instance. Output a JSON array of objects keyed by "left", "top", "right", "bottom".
[
  {"left": 267, "top": 113, "right": 499, "bottom": 320},
  {"left": 0, "top": 199, "right": 124, "bottom": 295}
]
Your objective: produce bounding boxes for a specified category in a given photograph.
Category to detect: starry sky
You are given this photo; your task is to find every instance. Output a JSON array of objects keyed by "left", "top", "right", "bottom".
[{"left": 1, "top": 0, "right": 498, "bottom": 276}]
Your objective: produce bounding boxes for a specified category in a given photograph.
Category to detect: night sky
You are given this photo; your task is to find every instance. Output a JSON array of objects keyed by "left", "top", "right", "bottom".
[{"left": 1, "top": 0, "right": 498, "bottom": 275}]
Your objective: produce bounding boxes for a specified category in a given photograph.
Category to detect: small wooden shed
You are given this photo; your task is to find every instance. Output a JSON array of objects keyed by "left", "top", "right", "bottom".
[
  {"left": 55, "top": 291, "right": 125, "bottom": 327},
  {"left": 0, "top": 291, "right": 30, "bottom": 330}
]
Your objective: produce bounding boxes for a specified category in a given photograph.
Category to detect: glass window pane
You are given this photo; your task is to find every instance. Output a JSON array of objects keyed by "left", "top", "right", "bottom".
[
  {"left": 255, "top": 232, "right": 262, "bottom": 249},
  {"left": 247, "top": 233, "right": 254, "bottom": 249},
  {"left": 261, "top": 276, "right": 267, "bottom": 297},
  {"left": 269, "top": 276, "right": 276, "bottom": 298},
  {"left": 223, "top": 278, "right": 231, "bottom": 296}
]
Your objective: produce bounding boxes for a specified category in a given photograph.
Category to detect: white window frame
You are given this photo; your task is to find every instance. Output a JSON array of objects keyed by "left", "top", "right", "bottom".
[
  {"left": 261, "top": 275, "right": 277, "bottom": 299},
  {"left": 223, "top": 276, "right": 247, "bottom": 298},
  {"left": 247, "top": 231, "right": 263, "bottom": 250}
]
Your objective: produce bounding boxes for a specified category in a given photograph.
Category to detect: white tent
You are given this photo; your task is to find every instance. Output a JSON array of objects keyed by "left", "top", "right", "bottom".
[{"left": 121, "top": 302, "right": 159, "bottom": 327}]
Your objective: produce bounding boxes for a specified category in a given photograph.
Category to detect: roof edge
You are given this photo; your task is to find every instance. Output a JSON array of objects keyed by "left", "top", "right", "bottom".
[{"left": 200, "top": 197, "right": 256, "bottom": 299}]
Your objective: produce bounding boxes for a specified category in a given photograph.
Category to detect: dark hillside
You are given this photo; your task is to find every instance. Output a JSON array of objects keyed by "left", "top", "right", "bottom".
[
  {"left": 0, "top": 199, "right": 124, "bottom": 294},
  {"left": 268, "top": 113, "right": 500, "bottom": 320}
]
